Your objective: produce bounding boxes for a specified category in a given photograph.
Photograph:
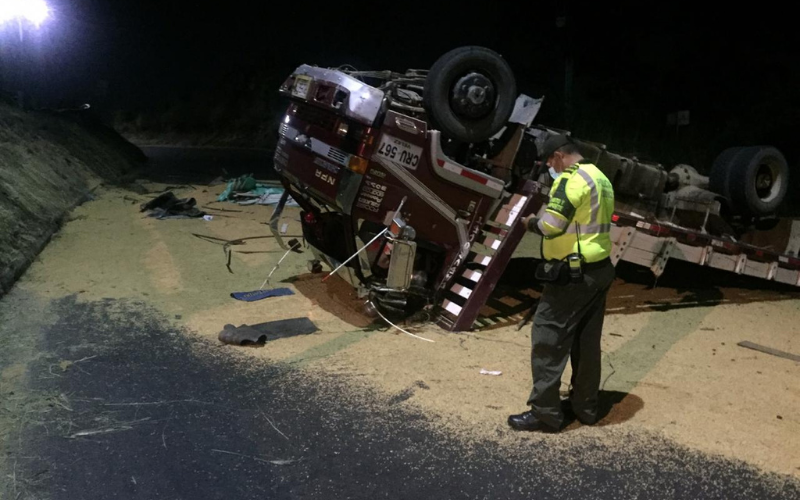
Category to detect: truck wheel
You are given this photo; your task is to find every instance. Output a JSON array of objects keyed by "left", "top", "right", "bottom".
[
  {"left": 709, "top": 146, "right": 788, "bottom": 216},
  {"left": 424, "top": 46, "right": 516, "bottom": 143}
]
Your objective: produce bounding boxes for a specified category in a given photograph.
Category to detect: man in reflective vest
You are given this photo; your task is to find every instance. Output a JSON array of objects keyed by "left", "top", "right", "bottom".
[{"left": 509, "top": 134, "right": 616, "bottom": 432}]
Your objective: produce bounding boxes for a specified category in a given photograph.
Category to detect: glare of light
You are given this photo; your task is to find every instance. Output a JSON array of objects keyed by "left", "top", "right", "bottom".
[{"left": 0, "top": 0, "right": 50, "bottom": 26}]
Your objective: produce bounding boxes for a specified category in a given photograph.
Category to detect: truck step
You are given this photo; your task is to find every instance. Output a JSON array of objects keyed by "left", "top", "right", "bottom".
[{"left": 436, "top": 182, "right": 547, "bottom": 331}]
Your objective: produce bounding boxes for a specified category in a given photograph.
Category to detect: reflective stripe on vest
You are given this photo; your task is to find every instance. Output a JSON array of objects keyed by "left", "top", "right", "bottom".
[
  {"left": 574, "top": 168, "right": 600, "bottom": 225},
  {"left": 565, "top": 222, "right": 611, "bottom": 234}
]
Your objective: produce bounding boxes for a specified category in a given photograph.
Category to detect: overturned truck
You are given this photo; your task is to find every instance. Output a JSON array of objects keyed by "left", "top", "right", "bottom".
[{"left": 270, "top": 46, "right": 798, "bottom": 331}]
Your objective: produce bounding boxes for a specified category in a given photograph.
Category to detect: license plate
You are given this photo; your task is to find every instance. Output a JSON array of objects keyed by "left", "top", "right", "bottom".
[
  {"left": 375, "top": 134, "right": 422, "bottom": 170},
  {"left": 292, "top": 75, "right": 312, "bottom": 99}
]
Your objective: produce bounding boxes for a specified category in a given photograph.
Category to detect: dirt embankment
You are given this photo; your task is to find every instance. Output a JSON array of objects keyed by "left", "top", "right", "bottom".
[{"left": 0, "top": 103, "right": 145, "bottom": 295}]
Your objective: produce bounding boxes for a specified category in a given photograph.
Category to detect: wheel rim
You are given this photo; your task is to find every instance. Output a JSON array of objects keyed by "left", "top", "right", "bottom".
[
  {"left": 755, "top": 161, "right": 782, "bottom": 203},
  {"left": 450, "top": 72, "right": 496, "bottom": 119}
]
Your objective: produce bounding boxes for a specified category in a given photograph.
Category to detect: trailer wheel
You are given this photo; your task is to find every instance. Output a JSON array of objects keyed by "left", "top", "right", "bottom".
[
  {"left": 424, "top": 46, "right": 516, "bottom": 143},
  {"left": 709, "top": 146, "right": 789, "bottom": 216}
]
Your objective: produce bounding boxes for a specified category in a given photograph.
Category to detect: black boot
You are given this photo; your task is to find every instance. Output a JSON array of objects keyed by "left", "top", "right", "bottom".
[{"left": 507, "top": 411, "right": 558, "bottom": 433}]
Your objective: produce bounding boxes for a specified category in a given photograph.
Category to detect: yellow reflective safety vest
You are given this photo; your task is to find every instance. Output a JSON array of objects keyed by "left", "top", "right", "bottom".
[{"left": 536, "top": 161, "right": 615, "bottom": 263}]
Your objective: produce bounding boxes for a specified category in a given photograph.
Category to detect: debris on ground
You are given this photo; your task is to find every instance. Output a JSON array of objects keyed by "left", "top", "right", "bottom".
[
  {"left": 230, "top": 239, "right": 302, "bottom": 299},
  {"left": 218, "top": 318, "right": 318, "bottom": 345},
  {"left": 139, "top": 191, "right": 206, "bottom": 219},
  {"left": 237, "top": 190, "right": 299, "bottom": 207},
  {"left": 369, "top": 300, "right": 435, "bottom": 343},
  {"left": 230, "top": 288, "right": 295, "bottom": 302},
  {"left": 217, "top": 174, "right": 258, "bottom": 200},
  {"left": 247, "top": 317, "right": 318, "bottom": 340},
  {"left": 737, "top": 341, "right": 800, "bottom": 362},
  {"left": 479, "top": 369, "right": 503, "bottom": 376},
  {"left": 218, "top": 324, "right": 268, "bottom": 345},
  {"left": 216, "top": 174, "right": 298, "bottom": 206},
  {"left": 191, "top": 232, "right": 287, "bottom": 273}
]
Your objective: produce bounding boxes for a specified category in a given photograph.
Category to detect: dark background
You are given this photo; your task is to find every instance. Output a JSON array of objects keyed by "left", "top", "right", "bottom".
[{"left": 2, "top": 1, "right": 798, "bottom": 177}]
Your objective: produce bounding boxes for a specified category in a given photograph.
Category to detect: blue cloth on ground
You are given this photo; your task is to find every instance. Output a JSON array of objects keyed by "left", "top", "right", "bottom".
[{"left": 230, "top": 288, "right": 294, "bottom": 302}]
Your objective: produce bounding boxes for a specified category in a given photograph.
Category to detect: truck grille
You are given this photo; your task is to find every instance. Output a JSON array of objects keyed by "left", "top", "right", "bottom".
[
  {"left": 327, "top": 148, "right": 347, "bottom": 164},
  {"left": 294, "top": 104, "right": 337, "bottom": 131}
]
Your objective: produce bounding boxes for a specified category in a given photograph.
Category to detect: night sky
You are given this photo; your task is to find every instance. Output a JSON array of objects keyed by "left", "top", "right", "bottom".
[{"left": 2, "top": 0, "right": 799, "bottom": 171}]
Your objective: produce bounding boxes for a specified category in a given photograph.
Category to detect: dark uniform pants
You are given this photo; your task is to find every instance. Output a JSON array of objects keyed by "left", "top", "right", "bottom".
[{"left": 528, "top": 261, "right": 615, "bottom": 428}]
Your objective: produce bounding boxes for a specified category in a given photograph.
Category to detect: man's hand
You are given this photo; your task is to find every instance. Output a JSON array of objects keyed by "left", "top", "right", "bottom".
[
  {"left": 522, "top": 214, "right": 536, "bottom": 227},
  {"left": 522, "top": 214, "right": 538, "bottom": 232}
]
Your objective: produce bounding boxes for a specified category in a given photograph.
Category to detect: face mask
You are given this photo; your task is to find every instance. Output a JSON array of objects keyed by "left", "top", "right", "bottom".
[{"left": 548, "top": 166, "right": 560, "bottom": 180}]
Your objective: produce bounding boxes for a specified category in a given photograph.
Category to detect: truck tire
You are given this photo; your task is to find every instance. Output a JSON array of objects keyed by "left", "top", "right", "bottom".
[
  {"left": 708, "top": 147, "right": 741, "bottom": 203},
  {"left": 709, "top": 146, "right": 788, "bottom": 216},
  {"left": 423, "top": 46, "right": 516, "bottom": 143}
]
